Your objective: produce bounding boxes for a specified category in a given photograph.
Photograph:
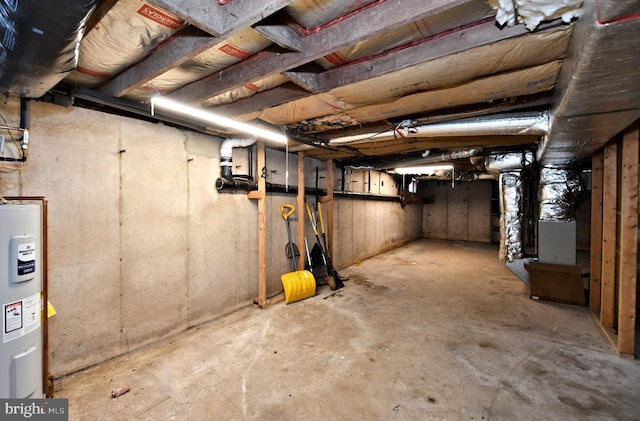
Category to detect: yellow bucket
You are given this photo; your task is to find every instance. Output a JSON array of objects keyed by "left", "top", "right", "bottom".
[{"left": 281, "top": 270, "right": 316, "bottom": 304}]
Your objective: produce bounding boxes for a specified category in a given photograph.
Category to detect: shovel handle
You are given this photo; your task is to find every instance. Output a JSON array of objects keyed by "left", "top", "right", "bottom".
[
  {"left": 280, "top": 204, "right": 295, "bottom": 220},
  {"left": 305, "top": 202, "right": 319, "bottom": 235},
  {"left": 318, "top": 202, "right": 325, "bottom": 235}
]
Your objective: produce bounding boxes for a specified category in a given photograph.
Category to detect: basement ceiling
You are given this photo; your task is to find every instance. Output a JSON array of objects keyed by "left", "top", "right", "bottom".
[{"left": 2, "top": 0, "right": 640, "bottom": 169}]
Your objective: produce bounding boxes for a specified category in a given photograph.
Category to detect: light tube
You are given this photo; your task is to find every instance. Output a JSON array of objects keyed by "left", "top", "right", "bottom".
[
  {"left": 394, "top": 164, "right": 453, "bottom": 175},
  {"left": 151, "top": 95, "right": 288, "bottom": 144}
]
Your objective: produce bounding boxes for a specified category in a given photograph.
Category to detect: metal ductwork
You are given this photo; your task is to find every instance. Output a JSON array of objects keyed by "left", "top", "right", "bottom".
[
  {"left": 328, "top": 111, "right": 549, "bottom": 146},
  {"left": 388, "top": 147, "right": 482, "bottom": 171},
  {"left": 539, "top": 0, "right": 640, "bottom": 165},
  {"left": 0, "top": 0, "right": 99, "bottom": 98},
  {"left": 485, "top": 152, "right": 534, "bottom": 262},
  {"left": 538, "top": 167, "right": 582, "bottom": 221},
  {"left": 484, "top": 151, "right": 534, "bottom": 179}
]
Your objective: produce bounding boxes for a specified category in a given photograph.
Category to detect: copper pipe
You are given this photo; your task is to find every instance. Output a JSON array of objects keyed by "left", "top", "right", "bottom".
[{"left": 3, "top": 196, "right": 50, "bottom": 397}]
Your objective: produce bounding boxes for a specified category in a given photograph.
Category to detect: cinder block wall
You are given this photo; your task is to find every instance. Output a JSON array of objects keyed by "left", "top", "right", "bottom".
[{"left": 0, "top": 100, "right": 422, "bottom": 378}]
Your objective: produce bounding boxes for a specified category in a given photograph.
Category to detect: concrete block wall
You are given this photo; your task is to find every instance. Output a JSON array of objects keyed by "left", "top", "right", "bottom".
[{"left": 0, "top": 100, "right": 423, "bottom": 378}]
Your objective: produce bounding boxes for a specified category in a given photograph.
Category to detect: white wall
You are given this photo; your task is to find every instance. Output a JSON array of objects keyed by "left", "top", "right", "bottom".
[{"left": 0, "top": 100, "right": 423, "bottom": 377}]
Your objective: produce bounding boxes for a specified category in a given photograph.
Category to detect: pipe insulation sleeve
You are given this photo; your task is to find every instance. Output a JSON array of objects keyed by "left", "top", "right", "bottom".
[
  {"left": 499, "top": 171, "right": 524, "bottom": 262},
  {"left": 538, "top": 167, "right": 582, "bottom": 221}
]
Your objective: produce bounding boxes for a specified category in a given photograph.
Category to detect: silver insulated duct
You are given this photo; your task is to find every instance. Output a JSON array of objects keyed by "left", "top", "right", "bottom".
[
  {"left": 485, "top": 152, "right": 533, "bottom": 262},
  {"left": 538, "top": 167, "right": 582, "bottom": 221},
  {"left": 327, "top": 111, "right": 549, "bottom": 145},
  {"left": 499, "top": 171, "right": 524, "bottom": 262}
]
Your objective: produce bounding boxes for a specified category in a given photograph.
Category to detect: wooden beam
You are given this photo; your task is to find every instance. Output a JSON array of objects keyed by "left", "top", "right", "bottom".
[
  {"left": 100, "top": 26, "right": 219, "bottom": 97},
  {"left": 325, "top": 159, "right": 335, "bottom": 261},
  {"left": 616, "top": 122, "right": 639, "bottom": 356},
  {"left": 600, "top": 141, "right": 618, "bottom": 327},
  {"left": 170, "top": 0, "right": 473, "bottom": 103},
  {"left": 85, "top": 0, "right": 119, "bottom": 34},
  {"left": 589, "top": 150, "right": 604, "bottom": 312},
  {"left": 297, "top": 152, "right": 306, "bottom": 270},
  {"left": 212, "top": 83, "right": 311, "bottom": 117},
  {"left": 285, "top": 19, "right": 549, "bottom": 94},
  {"left": 148, "top": 0, "right": 292, "bottom": 35},
  {"left": 254, "top": 22, "right": 303, "bottom": 52},
  {"left": 101, "top": 0, "right": 291, "bottom": 97},
  {"left": 256, "top": 142, "right": 267, "bottom": 307}
]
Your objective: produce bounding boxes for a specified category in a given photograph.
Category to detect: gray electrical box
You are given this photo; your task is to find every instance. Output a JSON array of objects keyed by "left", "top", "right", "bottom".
[{"left": 538, "top": 220, "right": 576, "bottom": 266}]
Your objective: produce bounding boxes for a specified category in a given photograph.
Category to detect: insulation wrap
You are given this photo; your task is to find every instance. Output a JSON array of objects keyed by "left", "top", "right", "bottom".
[
  {"left": 489, "top": 0, "right": 583, "bottom": 30},
  {"left": 65, "top": 0, "right": 185, "bottom": 88},
  {"left": 484, "top": 151, "right": 534, "bottom": 178},
  {"left": 538, "top": 166, "right": 582, "bottom": 221},
  {"left": 0, "top": 0, "right": 99, "bottom": 97},
  {"left": 499, "top": 171, "right": 523, "bottom": 262}
]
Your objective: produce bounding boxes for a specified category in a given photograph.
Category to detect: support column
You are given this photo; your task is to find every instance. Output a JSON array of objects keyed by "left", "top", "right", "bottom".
[
  {"left": 325, "top": 159, "right": 335, "bottom": 261},
  {"left": 249, "top": 142, "right": 267, "bottom": 307},
  {"left": 589, "top": 150, "right": 603, "bottom": 313},
  {"left": 600, "top": 141, "right": 618, "bottom": 327},
  {"left": 617, "top": 122, "right": 639, "bottom": 356},
  {"left": 297, "top": 152, "right": 305, "bottom": 270}
]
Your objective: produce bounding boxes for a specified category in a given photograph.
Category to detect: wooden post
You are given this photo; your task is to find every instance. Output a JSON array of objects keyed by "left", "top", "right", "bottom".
[
  {"left": 297, "top": 152, "right": 305, "bottom": 270},
  {"left": 589, "top": 150, "right": 604, "bottom": 313},
  {"left": 600, "top": 141, "right": 618, "bottom": 327},
  {"left": 616, "top": 122, "right": 639, "bottom": 356},
  {"left": 256, "top": 142, "right": 267, "bottom": 307},
  {"left": 325, "top": 159, "right": 335, "bottom": 261}
]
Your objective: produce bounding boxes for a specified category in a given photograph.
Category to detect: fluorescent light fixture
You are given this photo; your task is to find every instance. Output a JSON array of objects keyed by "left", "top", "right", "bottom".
[
  {"left": 151, "top": 95, "right": 288, "bottom": 144},
  {"left": 394, "top": 164, "right": 453, "bottom": 175}
]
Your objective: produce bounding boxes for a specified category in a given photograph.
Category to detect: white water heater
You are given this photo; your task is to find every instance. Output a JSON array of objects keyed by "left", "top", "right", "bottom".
[{"left": 0, "top": 204, "right": 43, "bottom": 398}]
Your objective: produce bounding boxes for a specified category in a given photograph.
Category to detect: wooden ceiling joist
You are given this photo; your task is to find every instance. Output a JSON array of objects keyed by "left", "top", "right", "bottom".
[{"left": 169, "top": 0, "right": 474, "bottom": 104}]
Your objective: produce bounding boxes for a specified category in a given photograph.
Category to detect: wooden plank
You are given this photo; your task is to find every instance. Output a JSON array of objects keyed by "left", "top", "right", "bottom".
[
  {"left": 616, "top": 122, "right": 639, "bottom": 356},
  {"left": 325, "top": 159, "right": 335, "bottom": 261},
  {"left": 446, "top": 184, "right": 469, "bottom": 240},
  {"left": 256, "top": 142, "right": 267, "bottom": 307},
  {"left": 297, "top": 152, "right": 305, "bottom": 270},
  {"left": 100, "top": 26, "right": 220, "bottom": 98},
  {"left": 149, "top": 0, "right": 292, "bottom": 35},
  {"left": 212, "top": 83, "right": 311, "bottom": 117},
  {"left": 254, "top": 21, "right": 303, "bottom": 52},
  {"left": 170, "top": 0, "right": 473, "bottom": 103},
  {"left": 101, "top": 0, "right": 291, "bottom": 97},
  {"left": 600, "top": 141, "right": 618, "bottom": 327},
  {"left": 467, "top": 181, "right": 492, "bottom": 242},
  {"left": 589, "top": 150, "right": 604, "bottom": 312},
  {"left": 287, "top": 19, "right": 552, "bottom": 94}
]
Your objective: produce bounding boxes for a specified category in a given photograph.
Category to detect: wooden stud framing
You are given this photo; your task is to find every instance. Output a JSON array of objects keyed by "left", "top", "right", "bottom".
[
  {"left": 616, "top": 122, "right": 639, "bottom": 356},
  {"left": 600, "top": 141, "right": 618, "bottom": 328},
  {"left": 297, "top": 152, "right": 306, "bottom": 270},
  {"left": 325, "top": 159, "right": 335, "bottom": 260},
  {"left": 254, "top": 142, "right": 267, "bottom": 308},
  {"left": 590, "top": 150, "right": 604, "bottom": 312}
]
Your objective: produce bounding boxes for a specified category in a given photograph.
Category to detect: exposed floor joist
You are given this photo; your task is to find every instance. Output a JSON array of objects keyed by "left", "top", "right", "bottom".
[
  {"left": 100, "top": 0, "right": 292, "bottom": 97},
  {"left": 168, "top": 0, "right": 474, "bottom": 104}
]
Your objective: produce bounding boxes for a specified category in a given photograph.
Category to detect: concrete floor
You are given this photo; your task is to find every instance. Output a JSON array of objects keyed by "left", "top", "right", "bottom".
[{"left": 56, "top": 239, "right": 640, "bottom": 420}]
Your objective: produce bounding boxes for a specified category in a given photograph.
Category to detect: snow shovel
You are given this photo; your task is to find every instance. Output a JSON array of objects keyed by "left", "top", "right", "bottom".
[
  {"left": 305, "top": 202, "right": 344, "bottom": 291},
  {"left": 280, "top": 204, "right": 316, "bottom": 304}
]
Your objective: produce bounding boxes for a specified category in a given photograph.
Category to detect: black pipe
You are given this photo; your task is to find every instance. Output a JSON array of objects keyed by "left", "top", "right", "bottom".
[
  {"left": 20, "top": 98, "right": 30, "bottom": 129},
  {"left": 215, "top": 177, "right": 258, "bottom": 191}
]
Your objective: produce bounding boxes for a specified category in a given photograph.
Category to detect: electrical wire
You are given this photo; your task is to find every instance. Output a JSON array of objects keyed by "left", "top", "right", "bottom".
[{"left": 0, "top": 111, "right": 27, "bottom": 172}]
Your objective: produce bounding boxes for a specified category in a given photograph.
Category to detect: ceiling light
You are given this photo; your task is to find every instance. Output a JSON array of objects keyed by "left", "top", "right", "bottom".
[
  {"left": 151, "top": 95, "right": 288, "bottom": 144},
  {"left": 393, "top": 164, "right": 453, "bottom": 175}
]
